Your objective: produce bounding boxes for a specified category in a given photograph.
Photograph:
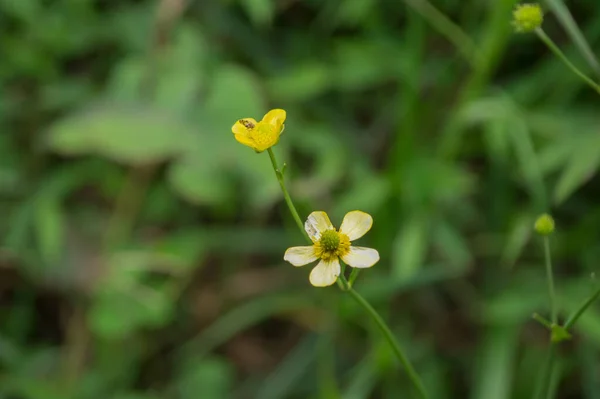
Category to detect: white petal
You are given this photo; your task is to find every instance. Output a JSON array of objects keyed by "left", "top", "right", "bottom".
[
  {"left": 284, "top": 246, "right": 317, "bottom": 267},
  {"left": 342, "top": 247, "right": 379, "bottom": 268},
  {"left": 309, "top": 258, "right": 340, "bottom": 287},
  {"left": 304, "top": 211, "right": 333, "bottom": 242},
  {"left": 339, "top": 211, "right": 373, "bottom": 241}
]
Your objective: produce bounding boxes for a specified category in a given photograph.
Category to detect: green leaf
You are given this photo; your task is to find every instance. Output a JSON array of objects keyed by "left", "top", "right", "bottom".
[
  {"left": 203, "top": 64, "right": 265, "bottom": 127},
  {"left": 33, "top": 195, "right": 64, "bottom": 267},
  {"left": 501, "top": 213, "right": 534, "bottom": 268},
  {"left": 239, "top": 0, "right": 275, "bottom": 26},
  {"left": 168, "top": 153, "right": 235, "bottom": 206},
  {"left": 553, "top": 134, "right": 600, "bottom": 204},
  {"left": 89, "top": 284, "right": 173, "bottom": 339},
  {"left": 332, "top": 39, "right": 396, "bottom": 90},
  {"left": 472, "top": 326, "right": 519, "bottom": 399},
  {"left": 47, "top": 104, "right": 191, "bottom": 165},
  {"left": 113, "top": 394, "right": 161, "bottom": 399},
  {"left": 174, "top": 357, "right": 233, "bottom": 399},
  {"left": 268, "top": 62, "right": 331, "bottom": 101},
  {"left": 392, "top": 213, "right": 429, "bottom": 280}
]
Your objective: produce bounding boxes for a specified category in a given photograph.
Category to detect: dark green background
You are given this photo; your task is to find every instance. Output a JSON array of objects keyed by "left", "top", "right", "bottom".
[{"left": 1, "top": 0, "right": 600, "bottom": 398}]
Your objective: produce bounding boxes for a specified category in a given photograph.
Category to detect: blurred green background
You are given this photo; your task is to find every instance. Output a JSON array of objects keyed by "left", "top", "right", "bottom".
[{"left": 2, "top": 0, "right": 600, "bottom": 398}]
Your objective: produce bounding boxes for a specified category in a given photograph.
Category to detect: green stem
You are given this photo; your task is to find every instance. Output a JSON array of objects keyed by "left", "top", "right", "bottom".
[
  {"left": 532, "top": 313, "right": 552, "bottom": 329},
  {"left": 348, "top": 268, "right": 361, "bottom": 287},
  {"left": 535, "top": 345, "right": 557, "bottom": 399},
  {"left": 267, "top": 147, "right": 427, "bottom": 398},
  {"left": 563, "top": 286, "right": 600, "bottom": 330},
  {"left": 403, "top": 0, "right": 476, "bottom": 65},
  {"left": 535, "top": 28, "right": 600, "bottom": 93},
  {"left": 543, "top": 236, "right": 557, "bottom": 324},
  {"left": 536, "top": 236, "right": 559, "bottom": 399},
  {"left": 267, "top": 148, "right": 311, "bottom": 244},
  {"left": 347, "top": 288, "right": 428, "bottom": 399},
  {"left": 104, "top": 165, "right": 155, "bottom": 250}
]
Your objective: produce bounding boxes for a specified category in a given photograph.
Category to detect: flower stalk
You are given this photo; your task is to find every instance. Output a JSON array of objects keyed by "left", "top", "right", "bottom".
[
  {"left": 535, "top": 28, "right": 600, "bottom": 93},
  {"left": 543, "top": 236, "right": 557, "bottom": 324},
  {"left": 267, "top": 148, "right": 311, "bottom": 244},
  {"left": 266, "top": 147, "right": 428, "bottom": 398}
]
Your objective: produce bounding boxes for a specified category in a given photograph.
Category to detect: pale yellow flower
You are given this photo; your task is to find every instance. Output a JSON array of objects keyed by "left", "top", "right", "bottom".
[
  {"left": 231, "top": 109, "right": 286, "bottom": 153},
  {"left": 284, "top": 211, "right": 380, "bottom": 287}
]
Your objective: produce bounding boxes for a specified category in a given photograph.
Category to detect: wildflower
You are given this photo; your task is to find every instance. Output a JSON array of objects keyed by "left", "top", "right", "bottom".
[
  {"left": 534, "top": 213, "right": 555, "bottom": 236},
  {"left": 512, "top": 3, "right": 543, "bottom": 33},
  {"left": 231, "top": 109, "right": 286, "bottom": 153},
  {"left": 284, "top": 211, "right": 380, "bottom": 287}
]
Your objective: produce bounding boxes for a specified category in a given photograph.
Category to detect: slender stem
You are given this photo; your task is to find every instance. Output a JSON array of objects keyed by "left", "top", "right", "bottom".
[
  {"left": 348, "top": 268, "right": 361, "bottom": 287},
  {"left": 62, "top": 304, "right": 89, "bottom": 392},
  {"left": 266, "top": 147, "right": 427, "bottom": 397},
  {"left": 403, "top": 0, "right": 477, "bottom": 65},
  {"left": 347, "top": 288, "right": 428, "bottom": 399},
  {"left": 535, "top": 28, "right": 600, "bottom": 93},
  {"left": 267, "top": 148, "right": 311, "bottom": 244},
  {"left": 103, "top": 165, "right": 155, "bottom": 250},
  {"left": 543, "top": 236, "right": 557, "bottom": 324},
  {"left": 535, "top": 345, "right": 557, "bottom": 399},
  {"left": 536, "top": 236, "right": 559, "bottom": 398},
  {"left": 564, "top": 287, "right": 600, "bottom": 330},
  {"left": 532, "top": 313, "right": 552, "bottom": 329},
  {"left": 544, "top": 0, "right": 600, "bottom": 78}
]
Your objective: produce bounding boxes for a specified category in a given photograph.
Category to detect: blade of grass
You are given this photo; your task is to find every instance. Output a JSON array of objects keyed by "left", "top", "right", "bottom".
[
  {"left": 403, "top": 0, "right": 476, "bottom": 64},
  {"left": 181, "top": 292, "right": 314, "bottom": 358},
  {"left": 544, "top": 0, "right": 600, "bottom": 78},
  {"left": 255, "top": 335, "right": 319, "bottom": 399},
  {"left": 578, "top": 341, "right": 600, "bottom": 399},
  {"left": 471, "top": 325, "right": 519, "bottom": 399}
]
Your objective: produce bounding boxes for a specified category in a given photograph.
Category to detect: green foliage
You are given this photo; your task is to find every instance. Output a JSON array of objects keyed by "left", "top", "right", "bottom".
[{"left": 2, "top": 0, "right": 600, "bottom": 398}]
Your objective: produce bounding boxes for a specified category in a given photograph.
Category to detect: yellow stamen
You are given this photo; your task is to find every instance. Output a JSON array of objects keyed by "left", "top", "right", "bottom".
[{"left": 314, "top": 229, "right": 350, "bottom": 261}]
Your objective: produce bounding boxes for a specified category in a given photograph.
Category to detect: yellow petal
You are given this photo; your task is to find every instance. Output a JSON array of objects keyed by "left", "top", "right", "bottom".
[
  {"left": 262, "top": 109, "right": 286, "bottom": 132},
  {"left": 232, "top": 118, "right": 258, "bottom": 136},
  {"left": 339, "top": 210, "right": 373, "bottom": 241},
  {"left": 309, "top": 257, "right": 340, "bottom": 287},
  {"left": 341, "top": 246, "right": 379, "bottom": 268},
  {"left": 305, "top": 211, "right": 333, "bottom": 242},
  {"left": 249, "top": 123, "right": 279, "bottom": 153},
  {"left": 233, "top": 133, "right": 257, "bottom": 150},
  {"left": 284, "top": 246, "right": 317, "bottom": 266}
]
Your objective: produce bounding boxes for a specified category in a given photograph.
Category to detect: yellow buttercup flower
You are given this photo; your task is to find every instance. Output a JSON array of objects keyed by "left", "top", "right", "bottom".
[
  {"left": 231, "top": 109, "right": 286, "bottom": 153},
  {"left": 284, "top": 210, "right": 380, "bottom": 287}
]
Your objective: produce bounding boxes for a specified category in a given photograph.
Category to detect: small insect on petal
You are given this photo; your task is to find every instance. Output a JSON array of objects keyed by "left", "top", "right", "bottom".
[{"left": 239, "top": 119, "right": 256, "bottom": 129}]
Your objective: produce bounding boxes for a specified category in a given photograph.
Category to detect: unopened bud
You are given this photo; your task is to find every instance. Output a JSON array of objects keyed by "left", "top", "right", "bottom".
[
  {"left": 513, "top": 3, "right": 543, "bottom": 33},
  {"left": 534, "top": 213, "right": 555, "bottom": 236}
]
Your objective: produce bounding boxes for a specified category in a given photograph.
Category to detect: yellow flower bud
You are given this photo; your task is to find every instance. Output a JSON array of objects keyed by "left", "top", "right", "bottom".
[
  {"left": 513, "top": 3, "right": 543, "bottom": 33},
  {"left": 534, "top": 213, "right": 555, "bottom": 236}
]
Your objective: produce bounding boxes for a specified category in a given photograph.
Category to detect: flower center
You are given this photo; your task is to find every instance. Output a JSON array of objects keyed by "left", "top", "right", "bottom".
[
  {"left": 315, "top": 229, "right": 350, "bottom": 261},
  {"left": 251, "top": 123, "right": 278, "bottom": 149},
  {"left": 320, "top": 229, "right": 340, "bottom": 252}
]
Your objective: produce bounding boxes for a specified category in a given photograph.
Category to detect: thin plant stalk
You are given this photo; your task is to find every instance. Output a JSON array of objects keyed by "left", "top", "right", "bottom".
[
  {"left": 543, "top": 236, "right": 558, "bottom": 324},
  {"left": 535, "top": 345, "right": 557, "bottom": 399},
  {"left": 535, "top": 28, "right": 600, "bottom": 93},
  {"left": 347, "top": 288, "right": 428, "bottom": 399},
  {"left": 537, "top": 235, "right": 558, "bottom": 398},
  {"left": 267, "top": 148, "right": 428, "bottom": 399},
  {"left": 544, "top": 0, "right": 600, "bottom": 78},
  {"left": 267, "top": 148, "right": 311, "bottom": 244}
]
